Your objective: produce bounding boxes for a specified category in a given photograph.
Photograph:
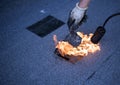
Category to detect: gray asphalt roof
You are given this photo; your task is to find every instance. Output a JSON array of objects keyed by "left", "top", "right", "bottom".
[{"left": 0, "top": 0, "right": 120, "bottom": 85}]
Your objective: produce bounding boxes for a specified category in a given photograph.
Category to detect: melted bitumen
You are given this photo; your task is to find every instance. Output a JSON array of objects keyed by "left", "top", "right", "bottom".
[{"left": 64, "top": 31, "right": 81, "bottom": 47}]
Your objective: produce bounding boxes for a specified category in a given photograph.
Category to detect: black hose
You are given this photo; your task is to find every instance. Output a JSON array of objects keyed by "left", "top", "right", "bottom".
[
  {"left": 103, "top": 12, "right": 120, "bottom": 27},
  {"left": 91, "top": 12, "right": 120, "bottom": 44}
]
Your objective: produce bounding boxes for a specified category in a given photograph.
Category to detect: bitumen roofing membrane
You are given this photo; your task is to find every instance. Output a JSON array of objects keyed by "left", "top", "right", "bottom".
[{"left": 0, "top": 0, "right": 120, "bottom": 85}]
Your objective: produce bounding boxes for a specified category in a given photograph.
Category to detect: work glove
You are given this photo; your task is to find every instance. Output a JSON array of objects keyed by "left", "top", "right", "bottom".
[{"left": 67, "top": 2, "right": 88, "bottom": 31}]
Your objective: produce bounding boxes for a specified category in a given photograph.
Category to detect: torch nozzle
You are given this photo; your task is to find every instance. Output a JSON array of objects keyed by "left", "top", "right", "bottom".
[{"left": 91, "top": 26, "right": 106, "bottom": 44}]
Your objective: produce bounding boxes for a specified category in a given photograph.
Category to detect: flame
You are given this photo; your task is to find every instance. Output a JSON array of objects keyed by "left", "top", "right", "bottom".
[{"left": 53, "top": 32, "right": 100, "bottom": 57}]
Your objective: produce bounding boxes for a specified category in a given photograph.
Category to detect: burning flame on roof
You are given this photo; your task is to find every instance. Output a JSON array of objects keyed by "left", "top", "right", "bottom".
[{"left": 53, "top": 32, "right": 100, "bottom": 57}]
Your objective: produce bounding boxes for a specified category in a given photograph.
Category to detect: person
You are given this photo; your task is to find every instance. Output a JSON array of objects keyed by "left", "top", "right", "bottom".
[
  {"left": 68, "top": 0, "right": 91, "bottom": 26},
  {"left": 66, "top": 0, "right": 91, "bottom": 46}
]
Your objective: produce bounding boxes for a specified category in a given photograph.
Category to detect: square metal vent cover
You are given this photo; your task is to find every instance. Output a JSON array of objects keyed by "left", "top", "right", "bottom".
[{"left": 27, "top": 15, "right": 65, "bottom": 37}]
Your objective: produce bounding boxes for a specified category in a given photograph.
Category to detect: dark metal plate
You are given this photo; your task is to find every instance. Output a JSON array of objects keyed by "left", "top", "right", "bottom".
[{"left": 27, "top": 15, "right": 65, "bottom": 37}]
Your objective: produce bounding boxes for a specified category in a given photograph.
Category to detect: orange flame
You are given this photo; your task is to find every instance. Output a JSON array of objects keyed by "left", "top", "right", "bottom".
[{"left": 53, "top": 32, "right": 100, "bottom": 57}]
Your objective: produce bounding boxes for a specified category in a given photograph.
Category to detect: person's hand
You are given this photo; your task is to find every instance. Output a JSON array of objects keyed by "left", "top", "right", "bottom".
[{"left": 67, "top": 2, "right": 87, "bottom": 29}]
